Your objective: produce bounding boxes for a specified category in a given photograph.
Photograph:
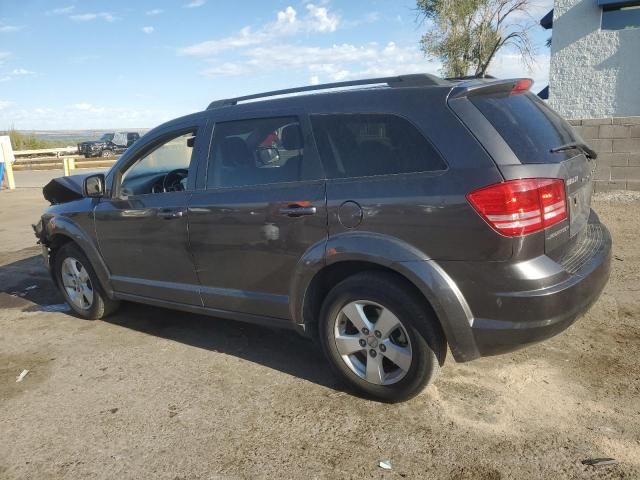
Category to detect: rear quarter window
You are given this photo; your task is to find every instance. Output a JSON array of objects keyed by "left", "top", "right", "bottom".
[
  {"left": 311, "top": 113, "right": 446, "bottom": 179},
  {"left": 470, "top": 92, "right": 578, "bottom": 163}
]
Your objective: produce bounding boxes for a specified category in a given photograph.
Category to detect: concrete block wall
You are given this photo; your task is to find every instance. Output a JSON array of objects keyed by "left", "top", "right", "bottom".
[{"left": 569, "top": 117, "right": 640, "bottom": 192}]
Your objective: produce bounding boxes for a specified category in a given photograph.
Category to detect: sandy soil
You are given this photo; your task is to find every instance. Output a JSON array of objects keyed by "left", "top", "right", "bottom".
[{"left": 0, "top": 188, "right": 638, "bottom": 479}]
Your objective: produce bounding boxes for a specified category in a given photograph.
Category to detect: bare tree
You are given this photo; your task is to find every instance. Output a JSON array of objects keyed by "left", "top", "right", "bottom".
[{"left": 417, "top": 0, "right": 536, "bottom": 78}]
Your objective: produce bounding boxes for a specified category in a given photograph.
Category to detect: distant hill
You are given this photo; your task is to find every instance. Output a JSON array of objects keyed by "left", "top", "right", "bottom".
[{"left": 24, "top": 129, "right": 150, "bottom": 144}]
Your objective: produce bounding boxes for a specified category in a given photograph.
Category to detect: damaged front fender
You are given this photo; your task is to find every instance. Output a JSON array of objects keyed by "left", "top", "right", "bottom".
[{"left": 42, "top": 173, "right": 93, "bottom": 205}]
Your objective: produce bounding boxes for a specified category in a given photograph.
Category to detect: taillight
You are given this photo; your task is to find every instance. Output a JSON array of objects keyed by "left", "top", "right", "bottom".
[
  {"left": 511, "top": 78, "right": 532, "bottom": 95},
  {"left": 467, "top": 179, "right": 567, "bottom": 237}
]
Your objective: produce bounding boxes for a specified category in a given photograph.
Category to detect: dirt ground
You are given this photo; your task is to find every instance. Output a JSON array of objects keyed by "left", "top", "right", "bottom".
[{"left": 0, "top": 187, "right": 639, "bottom": 480}]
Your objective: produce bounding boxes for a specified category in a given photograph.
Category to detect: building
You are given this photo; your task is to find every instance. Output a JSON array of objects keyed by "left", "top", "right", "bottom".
[{"left": 543, "top": 0, "right": 640, "bottom": 191}]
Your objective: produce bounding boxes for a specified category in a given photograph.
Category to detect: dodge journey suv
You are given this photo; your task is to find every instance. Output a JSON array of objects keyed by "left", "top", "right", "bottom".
[{"left": 35, "top": 74, "right": 611, "bottom": 402}]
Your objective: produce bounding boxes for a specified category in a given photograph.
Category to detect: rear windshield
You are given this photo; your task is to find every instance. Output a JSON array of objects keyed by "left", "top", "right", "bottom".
[{"left": 470, "top": 92, "right": 578, "bottom": 163}]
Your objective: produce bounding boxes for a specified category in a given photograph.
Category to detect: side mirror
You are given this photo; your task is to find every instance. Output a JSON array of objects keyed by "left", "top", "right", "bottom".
[{"left": 84, "top": 173, "right": 105, "bottom": 198}]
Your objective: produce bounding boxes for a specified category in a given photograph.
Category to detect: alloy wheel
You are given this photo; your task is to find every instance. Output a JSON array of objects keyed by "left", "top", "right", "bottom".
[
  {"left": 61, "top": 257, "right": 94, "bottom": 310},
  {"left": 333, "top": 300, "right": 413, "bottom": 385}
]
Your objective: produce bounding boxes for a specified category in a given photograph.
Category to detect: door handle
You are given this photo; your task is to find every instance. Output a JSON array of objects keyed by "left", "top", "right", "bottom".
[
  {"left": 279, "top": 204, "right": 317, "bottom": 217},
  {"left": 157, "top": 208, "right": 185, "bottom": 219}
]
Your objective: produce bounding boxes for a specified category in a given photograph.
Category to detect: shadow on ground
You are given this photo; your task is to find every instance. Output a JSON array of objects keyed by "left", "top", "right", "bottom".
[{"left": 0, "top": 250, "right": 344, "bottom": 393}]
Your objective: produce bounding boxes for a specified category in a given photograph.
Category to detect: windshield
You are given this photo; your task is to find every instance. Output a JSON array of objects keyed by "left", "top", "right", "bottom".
[
  {"left": 100, "top": 133, "right": 114, "bottom": 142},
  {"left": 470, "top": 92, "right": 579, "bottom": 163}
]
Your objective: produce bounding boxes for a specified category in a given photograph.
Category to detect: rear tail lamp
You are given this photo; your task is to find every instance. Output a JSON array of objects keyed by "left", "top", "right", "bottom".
[
  {"left": 511, "top": 78, "right": 533, "bottom": 95},
  {"left": 467, "top": 178, "right": 567, "bottom": 237}
]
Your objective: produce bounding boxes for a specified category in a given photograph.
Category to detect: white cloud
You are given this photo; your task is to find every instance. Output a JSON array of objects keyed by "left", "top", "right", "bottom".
[
  {"left": 0, "top": 51, "right": 10, "bottom": 65},
  {"left": 179, "top": 4, "right": 341, "bottom": 56},
  {"left": 50, "top": 6, "right": 75, "bottom": 15},
  {"left": 146, "top": 9, "right": 163, "bottom": 16},
  {"left": 73, "top": 103, "right": 104, "bottom": 113},
  {"left": 10, "top": 68, "right": 35, "bottom": 76},
  {"left": 0, "top": 100, "right": 12, "bottom": 110},
  {"left": 310, "top": 75, "right": 320, "bottom": 85},
  {"left": 201, "top": 42, "right": 438, "bottom": 81},
  {"left": 277, "top": 6, "right": 297, "bottom": 25},
  {"left": 142, "top": 26, "right": 154, "bottom": 34},
  {"left": 184, "top": 0, "right": 206, "bottom": 8},
  {"left": 70, "top": 12, "right": 115, "bottom": 22},
  {"left": 306, "top": 4, "right": 338, "bottom": 32},
  {"left": 0, "top": 24, "right": 23, "bottom": 33}
]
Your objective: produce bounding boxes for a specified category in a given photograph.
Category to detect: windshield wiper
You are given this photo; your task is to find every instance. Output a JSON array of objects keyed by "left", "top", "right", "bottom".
[{"left": 549, "top": 141, "right": 597, "bottom": 159}]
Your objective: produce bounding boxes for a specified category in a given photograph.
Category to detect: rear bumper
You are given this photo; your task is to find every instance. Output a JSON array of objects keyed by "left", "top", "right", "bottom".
[{"left": 440, "top": 214, "right": 611, "bottom": 359}]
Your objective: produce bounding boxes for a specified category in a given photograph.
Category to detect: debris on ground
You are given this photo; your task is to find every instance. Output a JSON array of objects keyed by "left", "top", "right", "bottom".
[
  {"left": 581, "top": 458, "right": 618, "bottom": 467},
  {"left": 16, "top": 369, "right": 29, "bottom": 382},
  {"left": 379, "top": 460, "right": 392, "bottom": 470}
]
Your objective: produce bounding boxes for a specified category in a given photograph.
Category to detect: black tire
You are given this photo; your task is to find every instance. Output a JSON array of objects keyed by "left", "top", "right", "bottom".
[
  {"left": 53, "top": 242, "right": 120, "bottom": 320},
  {"left": 101, "top": 149, "right": 113, "bottom": 158},
  {"left": 319, "top": 272, "right": 446, "bottom": 402}
]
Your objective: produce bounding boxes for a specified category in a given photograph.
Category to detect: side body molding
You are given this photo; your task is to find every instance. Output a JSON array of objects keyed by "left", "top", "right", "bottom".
[
  {"left": 43, "top": 213, "right": 114, "bottom": 298},
  {"left": 290, "top": 231, "right": 480, "bottom": 362}
]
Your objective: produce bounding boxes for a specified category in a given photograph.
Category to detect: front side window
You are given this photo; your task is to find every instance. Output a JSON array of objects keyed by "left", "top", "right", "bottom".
[
  {"left": 207, "top": 116, "right": 304, "bottom": 189},
  {"left": 120, "top": 130, "right": 197, "bottom": 196},
  {"left": 311, "top": 113, "right": 446, "bottom": 179}
]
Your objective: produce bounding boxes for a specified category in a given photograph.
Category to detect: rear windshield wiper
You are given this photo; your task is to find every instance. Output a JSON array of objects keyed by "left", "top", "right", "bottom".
[{"left": 549, "top": 142, "right": 597, "bottom": 159}]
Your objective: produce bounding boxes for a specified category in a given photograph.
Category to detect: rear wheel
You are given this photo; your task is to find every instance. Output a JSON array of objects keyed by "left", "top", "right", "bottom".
[
  {"left": 53, "top": 243, "right": 120, "bottom": 319},
  {"left": 319, "top": 272, "right": 445, "bottom": 402}
]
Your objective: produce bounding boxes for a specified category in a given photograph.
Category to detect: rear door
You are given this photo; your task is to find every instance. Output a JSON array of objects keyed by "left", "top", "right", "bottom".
[
  {"left": 187, "top": 114, "right": 327, "bottom": 319},
  {"left": 450, "top": 86, "right": 595, "bottom": 254}
]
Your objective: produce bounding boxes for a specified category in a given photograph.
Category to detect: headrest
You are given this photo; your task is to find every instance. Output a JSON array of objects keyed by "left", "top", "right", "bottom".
[
  {"left": 221, "top": 137, "right": 251, "bottom": 167},
  {"left": 281, "top": 124, "right": 303, "bottom": 150}
]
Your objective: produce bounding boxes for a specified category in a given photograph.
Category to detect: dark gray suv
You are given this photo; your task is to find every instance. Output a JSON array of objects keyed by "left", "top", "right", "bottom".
[{"left": 35, "top": 74, "right": 611, "bottom": 402}]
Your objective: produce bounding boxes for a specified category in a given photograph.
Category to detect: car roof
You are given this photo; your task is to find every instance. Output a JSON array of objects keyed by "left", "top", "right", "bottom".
[{"left": 206, "top": 74, "right": 454, "bottom": 111}]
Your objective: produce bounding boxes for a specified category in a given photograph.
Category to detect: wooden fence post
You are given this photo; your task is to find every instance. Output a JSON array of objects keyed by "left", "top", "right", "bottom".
[{"left": 0, "top": 136, "right": 16, "bottom": 190}]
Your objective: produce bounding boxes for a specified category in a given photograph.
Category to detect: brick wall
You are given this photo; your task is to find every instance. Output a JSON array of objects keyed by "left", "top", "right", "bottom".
[{"left": 569, "top": 117, "right": 640, "bottom": 192}]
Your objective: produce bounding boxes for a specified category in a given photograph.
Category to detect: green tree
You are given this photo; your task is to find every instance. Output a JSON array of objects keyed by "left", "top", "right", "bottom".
[{"left": 418, "top": 0, "right": 535, "bottom": 78}]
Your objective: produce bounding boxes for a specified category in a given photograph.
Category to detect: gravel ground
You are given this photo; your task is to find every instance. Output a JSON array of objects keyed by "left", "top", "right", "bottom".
[{"left": 0, "top": 188, "right": 638, "bottom": 479}]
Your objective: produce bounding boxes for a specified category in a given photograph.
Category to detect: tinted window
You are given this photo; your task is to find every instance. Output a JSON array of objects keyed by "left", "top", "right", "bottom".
[
  {"left": 470, "top": 92, "right": 578, "bottom": 163},
  {"left": 207, "top": 117, "right": 305, "bottom": 188},
  {"left": 602, "top": 5, "right": 640, "bottom": 30},
  {"left": 311, "top": 114, "right": 446, "bottom": 179}
]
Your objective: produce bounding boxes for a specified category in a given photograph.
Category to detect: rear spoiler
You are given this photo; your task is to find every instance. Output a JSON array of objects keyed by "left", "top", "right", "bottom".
[{"left": 449, "top": 78, "right": 533, "bottom": 99}]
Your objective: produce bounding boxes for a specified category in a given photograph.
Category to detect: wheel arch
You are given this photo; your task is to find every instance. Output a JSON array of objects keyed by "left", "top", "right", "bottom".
[
  {"left": 44, "top": 217, "right": 114, "bottom": 298},
  {"left": 291, "top": 231, "right": 480, "bottom": 362}
]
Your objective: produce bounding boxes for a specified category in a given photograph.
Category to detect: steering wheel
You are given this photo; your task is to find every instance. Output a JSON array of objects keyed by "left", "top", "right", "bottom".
[{"left": 163, "top": 168, "right": 188, "bottom": 192}]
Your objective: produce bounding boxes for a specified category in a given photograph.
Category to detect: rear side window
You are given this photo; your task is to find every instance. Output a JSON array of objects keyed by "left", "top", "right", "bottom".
[
  {"left": 311, "top": 114, "right": 446, "bottom": 179},
  {"left": 207, "top": 116, "right": 306, "bottom": 189},
  {"left": 470, "top": 92, "right": 577, "bottom": 163}
]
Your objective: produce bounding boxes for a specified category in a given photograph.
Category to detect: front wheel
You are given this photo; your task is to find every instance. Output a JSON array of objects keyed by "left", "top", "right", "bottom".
[
  {"left": 53, "top": 243, "right": 120, "bottom": 319},
  {"left": 319, "top": 272, "right": 445, "bottom": 402},
  {"left": 101, "top": 149, "right": 114, "bottom": 158}
]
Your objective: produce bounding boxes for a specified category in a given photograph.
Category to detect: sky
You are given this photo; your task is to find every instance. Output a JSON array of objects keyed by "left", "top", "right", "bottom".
[{"left": 0, "top": 0, "right": 553, "bottom": 130}]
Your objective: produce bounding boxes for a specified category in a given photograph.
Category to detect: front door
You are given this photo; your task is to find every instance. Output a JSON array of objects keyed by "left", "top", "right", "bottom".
[
  {"left": 95, "top": 123, "right": 206, "bottom": 305},
  {"left": 188, "top": 115, "right": 327, "bottom": 319}
]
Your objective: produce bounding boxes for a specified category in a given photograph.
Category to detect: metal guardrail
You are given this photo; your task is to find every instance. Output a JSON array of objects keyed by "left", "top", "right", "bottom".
[
  {"left": 13, "top": 146, "right": 78, "bottom": 157},
  {"left": 12, "top": 155, "right": 118, "bottom": 171},
  {"left": 2, "top": 142, "right": 117, "bottom": 190}
]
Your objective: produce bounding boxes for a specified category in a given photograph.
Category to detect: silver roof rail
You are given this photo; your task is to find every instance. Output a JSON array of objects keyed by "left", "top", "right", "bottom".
[{"left": 206, "top": 73, "right": 448, "bottom": 110}]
